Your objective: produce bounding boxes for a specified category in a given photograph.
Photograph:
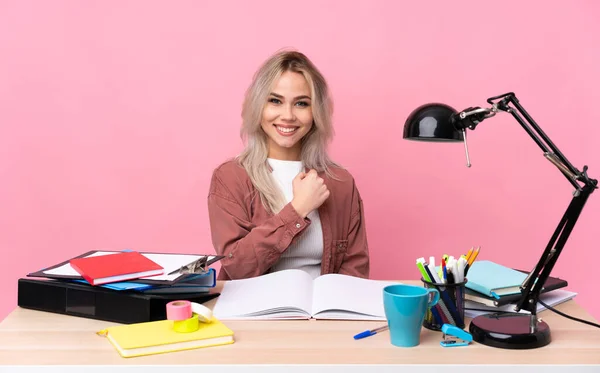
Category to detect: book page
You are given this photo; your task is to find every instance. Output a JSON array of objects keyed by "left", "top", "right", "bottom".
[
  {"left": 311, "top": 274, "right": 399, "bottom": 320},
  {"left": 212, "top": 269, "right": 313, "bottom": 320}
]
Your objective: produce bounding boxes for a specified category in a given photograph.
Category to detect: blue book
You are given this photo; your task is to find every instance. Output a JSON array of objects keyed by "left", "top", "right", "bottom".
[
  {"left": 72, "top": 279, "right": 153, "bottom": 291},
  {"left": 137, "top": 268, "right": 217, "bottom": 294},
  {"left": 72, "top": 268, "right": 216, "bottom": 293},
  {"left": 465, "top": 261, "right": 528, "bottom": 298}
]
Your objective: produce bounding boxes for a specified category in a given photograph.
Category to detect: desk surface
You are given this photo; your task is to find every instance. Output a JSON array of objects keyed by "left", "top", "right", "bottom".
[{"left": 0, "top": 280, "right": 599, "bottom": 366}]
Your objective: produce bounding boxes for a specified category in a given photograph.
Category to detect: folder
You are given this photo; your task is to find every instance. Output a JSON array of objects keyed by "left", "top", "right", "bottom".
[
  {"left": 28, "top": 250, "right": 224, "bottom": 285},
  {"left": 18, "top": 278, "right": 220, "bottom": 324},
  {"left": 138, "top": 268, "right": 217, "bottom": 294},
  {"left": 98, "top": 317, "right": 234, "bottom": 358},
  {"left": 75, "top": 268, "right": 217, "bottom": 293}
]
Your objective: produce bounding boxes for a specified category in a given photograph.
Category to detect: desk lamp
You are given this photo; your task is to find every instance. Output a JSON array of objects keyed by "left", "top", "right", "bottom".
[{"left": 403, "top": 92, "right": 597, "bottom": 349}]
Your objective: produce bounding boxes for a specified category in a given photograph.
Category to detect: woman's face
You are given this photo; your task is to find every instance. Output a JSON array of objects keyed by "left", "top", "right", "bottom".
[{"left": 261, "top": 71, "right": 313, "bottom": 160}]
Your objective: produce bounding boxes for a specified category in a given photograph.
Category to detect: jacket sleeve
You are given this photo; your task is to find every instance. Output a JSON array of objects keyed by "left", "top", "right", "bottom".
[
  {"left": 338, "top": 182, "right": 370, "bottom": 278},
  {"left": 207, "top": 169, "right": 310, "bottom": 279}
]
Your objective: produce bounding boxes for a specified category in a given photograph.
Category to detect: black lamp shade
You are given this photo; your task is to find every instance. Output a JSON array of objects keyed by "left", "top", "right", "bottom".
[{"left": 403, "top": 103, "right": 463, "bottom": 142}]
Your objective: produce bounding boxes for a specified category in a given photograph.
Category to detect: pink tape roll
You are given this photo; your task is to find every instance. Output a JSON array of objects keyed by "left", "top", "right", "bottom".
[{"left": 166, "top": 300, "right": 192, "bottom": 321}]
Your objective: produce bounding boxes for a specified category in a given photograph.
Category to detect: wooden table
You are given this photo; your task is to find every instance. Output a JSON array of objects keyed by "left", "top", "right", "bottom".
[{"left": 1, "top": 280, "right": 599, "bottom": 371}]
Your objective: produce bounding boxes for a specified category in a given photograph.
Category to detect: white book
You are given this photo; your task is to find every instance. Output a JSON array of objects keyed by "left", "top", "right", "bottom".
[{"left": 212, "top": 269, "right": 399, "bottom": 321}]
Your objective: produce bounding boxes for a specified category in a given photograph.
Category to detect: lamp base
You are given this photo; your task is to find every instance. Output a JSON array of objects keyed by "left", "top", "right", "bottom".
[{"left": 469, "top": 313, "right": 551, "bottom": 349}]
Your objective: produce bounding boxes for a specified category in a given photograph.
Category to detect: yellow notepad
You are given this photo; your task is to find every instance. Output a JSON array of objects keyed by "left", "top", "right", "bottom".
[{"left": 98, "top": 317, "right": 234, "bottom": 358}]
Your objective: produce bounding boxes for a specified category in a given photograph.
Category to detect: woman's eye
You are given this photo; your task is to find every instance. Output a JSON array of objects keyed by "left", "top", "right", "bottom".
[
  {"left": 269, "top": 98, "right": 281, "bottom": 104},
  {"left": 296, "top": 101, "right": 309, "bottom": 107}
]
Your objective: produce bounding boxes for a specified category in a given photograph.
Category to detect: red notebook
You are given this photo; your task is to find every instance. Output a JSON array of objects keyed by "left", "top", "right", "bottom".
[{"left": 69, "top": 252, "right": 164, "bottom": 285}]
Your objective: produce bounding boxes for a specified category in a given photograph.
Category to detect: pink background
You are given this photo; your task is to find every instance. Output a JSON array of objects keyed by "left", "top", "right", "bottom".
[{"left": 1, "top": 1, "right": 599, "bottom": 322}]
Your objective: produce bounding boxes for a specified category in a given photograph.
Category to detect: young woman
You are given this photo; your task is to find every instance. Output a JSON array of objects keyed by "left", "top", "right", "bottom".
[{"left": 208, "top": 50, "right": 369, "bottom": 280}]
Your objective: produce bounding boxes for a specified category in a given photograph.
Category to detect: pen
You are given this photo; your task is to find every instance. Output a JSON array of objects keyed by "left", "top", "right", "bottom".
[
  {"left": 354, "top": 325, "right": 388, "bottom": 340},
  {"left": 427, "top": 263, "right": 463, "bottom": 326},
  {"left": 418, "top": 259, "right": 445, "bottom": 326},
  {"left": 423, "top": 265, "right": 456, "bottom": 325}
]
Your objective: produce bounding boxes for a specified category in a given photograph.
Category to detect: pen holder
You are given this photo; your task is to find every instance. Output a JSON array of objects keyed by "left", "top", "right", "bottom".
[{"left": 421, "top": 277, "right": 467, "bottom": 331}]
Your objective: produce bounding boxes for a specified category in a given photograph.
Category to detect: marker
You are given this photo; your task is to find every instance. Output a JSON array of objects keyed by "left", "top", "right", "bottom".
[
  {"left": 427, "top": 262, "right": 463, "bottom": 325},
  {"left": 441, "top": 258, "right": 448, "bottom": 284},
  {"left": 452, "top": 258, "right": 462, "bottom": 283},
  {"left": 416, "top": 259, "right": 432, "bottom": 282}
]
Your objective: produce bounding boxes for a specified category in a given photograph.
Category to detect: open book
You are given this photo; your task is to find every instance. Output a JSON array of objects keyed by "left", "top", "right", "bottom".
[{"left": 212, "top": 269, "right": 398, "bottom": 321}]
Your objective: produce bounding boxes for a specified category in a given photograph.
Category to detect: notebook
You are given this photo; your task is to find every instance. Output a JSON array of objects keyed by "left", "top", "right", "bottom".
[
  {"left": 70, "top": 251, "right": 164, "bottom": 285},
  {"left": 465, "top": 269, "right": 568, "bottom": 307},
  {"left": 465, "top": 260, "right": 528, "bottom": 297},
  {"left": 98, "top": 317, "right": 234, "bottom": 358},
  {"left": 212, "top": 269, "right": 398, "bottom": 320}
]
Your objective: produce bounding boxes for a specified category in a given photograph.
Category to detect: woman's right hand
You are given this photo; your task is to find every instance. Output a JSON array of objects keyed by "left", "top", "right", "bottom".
[{"left": 290, "top": 169, "right": 330, "bottom": 218}]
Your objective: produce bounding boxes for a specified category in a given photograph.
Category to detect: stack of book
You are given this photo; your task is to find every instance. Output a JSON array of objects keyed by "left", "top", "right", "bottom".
[
  {"left": 463, "top": 260, "right": 577, "bottom": 318},
  {"left": 19, "top": 250, "right": 224, "bottom": 324}
]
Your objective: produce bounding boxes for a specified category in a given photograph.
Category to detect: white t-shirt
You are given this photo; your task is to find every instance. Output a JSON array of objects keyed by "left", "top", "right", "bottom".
[{"left": 267, "top": 158, "right": 323, "bottom": 279}]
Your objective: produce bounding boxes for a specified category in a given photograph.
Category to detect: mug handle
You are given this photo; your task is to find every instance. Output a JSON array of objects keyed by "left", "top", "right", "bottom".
[{"left": 426, "top": 288, "right": 440, "bottom": 307}]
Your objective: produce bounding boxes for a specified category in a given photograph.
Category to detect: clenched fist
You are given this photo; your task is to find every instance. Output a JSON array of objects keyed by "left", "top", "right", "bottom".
[{"left": 290, "top": 169, "right": 330, "bottom": 218}]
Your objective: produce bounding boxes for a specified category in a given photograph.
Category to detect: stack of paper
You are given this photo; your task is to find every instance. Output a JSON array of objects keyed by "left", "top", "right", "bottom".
[{"left": 465, "top": 289, "right": 577, "bottom": 318}]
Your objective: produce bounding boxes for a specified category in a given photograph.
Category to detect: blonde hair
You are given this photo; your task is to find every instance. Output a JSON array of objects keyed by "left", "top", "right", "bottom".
[{"left": 237, "top": 49, "right": 338, "bottom": 213}]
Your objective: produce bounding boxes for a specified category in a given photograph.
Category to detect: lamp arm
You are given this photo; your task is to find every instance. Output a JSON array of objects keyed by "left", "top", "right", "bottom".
[
  {"left": 489, "top": 93, "right": 590, "bottom": 191},
  {"left": 458, "top": 92, "right": 598, "bottom": 316}
]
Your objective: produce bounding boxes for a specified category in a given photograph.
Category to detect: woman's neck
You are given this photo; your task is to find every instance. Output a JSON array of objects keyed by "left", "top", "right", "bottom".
[{"left": 267, "top": 146, "right": 302, "bottom": 161}]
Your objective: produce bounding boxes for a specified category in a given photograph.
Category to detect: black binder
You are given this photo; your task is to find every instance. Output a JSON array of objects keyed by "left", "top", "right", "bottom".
[{"left": 17, "top": 278, "right": 220, "bottom": 324}]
